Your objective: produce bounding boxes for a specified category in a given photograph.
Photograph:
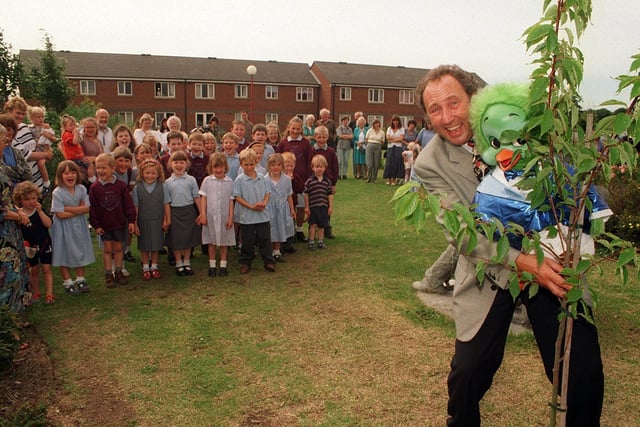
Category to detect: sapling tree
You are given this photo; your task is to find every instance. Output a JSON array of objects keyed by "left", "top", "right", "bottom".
[{"left": 393, "top": 1, "right": 640, "bottom": 425}]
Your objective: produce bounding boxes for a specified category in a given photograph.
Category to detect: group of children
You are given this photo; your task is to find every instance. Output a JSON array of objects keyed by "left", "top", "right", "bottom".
[{"left": 20, "top": 115, "right": 336, "bottom": 304}]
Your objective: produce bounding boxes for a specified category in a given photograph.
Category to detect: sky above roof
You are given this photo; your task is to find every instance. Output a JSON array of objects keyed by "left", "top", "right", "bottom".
[{"left": 5, "top": 0, "right": 639, "bottom": 109}]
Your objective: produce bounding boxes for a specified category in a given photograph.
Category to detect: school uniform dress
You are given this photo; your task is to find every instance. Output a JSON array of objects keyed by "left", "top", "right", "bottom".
[
  {"left": 199, "top": 175, "right": 236, "bottom": 247},
  {"left": 132, "top": 181, "right": 170, "bottom": 251},
  {"left": 266, "top": 174, "right": 294, "bottom": 243},
  {"left": 165, "top": 174, "right": 201, "bottom": 250},
  {"left": 50, "top": 185, "right": 95, "bottom": 268}
]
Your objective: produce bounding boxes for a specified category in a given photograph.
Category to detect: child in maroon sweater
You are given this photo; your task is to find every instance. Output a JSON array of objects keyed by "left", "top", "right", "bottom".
[
  {"left": 89, "top": 153, "right": 136, "bottom": 288},
  {"left": 187, "top": 132, "right": 209, "bottom": 187}
]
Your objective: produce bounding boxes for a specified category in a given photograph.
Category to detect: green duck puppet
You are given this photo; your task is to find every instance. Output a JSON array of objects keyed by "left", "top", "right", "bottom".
[{"left": 469, "top": 82, "right": 612, "bottom": 258}]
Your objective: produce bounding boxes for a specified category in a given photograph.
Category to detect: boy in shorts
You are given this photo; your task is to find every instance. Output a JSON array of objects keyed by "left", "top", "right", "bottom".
[
  {"left": 89, "top": 153, "right": 137, "bottom": 287},
  {"left": 304, "top": 155, "right": 334, "bottom": 250}
]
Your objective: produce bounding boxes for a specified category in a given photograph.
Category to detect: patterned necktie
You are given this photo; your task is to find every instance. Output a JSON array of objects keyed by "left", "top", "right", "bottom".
[{"left": 468, "top": 138, "right": 489, "bottom": 182}]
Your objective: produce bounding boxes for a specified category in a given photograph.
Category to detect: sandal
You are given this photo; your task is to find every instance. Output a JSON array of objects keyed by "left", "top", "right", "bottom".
[
  {"left": 151, "top": 269, "right": 161, "bottom": 279},
  {"left": 32, "top": 293, "right": 41, "bottom": 303},
  {"left": 45, "top": 295, "right": 55, "bottom": 305},
  {"left": 142, "top": 270, "right": 152, "bottom": 281}
]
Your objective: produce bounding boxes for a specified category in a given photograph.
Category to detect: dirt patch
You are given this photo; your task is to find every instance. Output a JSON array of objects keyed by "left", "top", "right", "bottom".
[{"left": 0, "top": 325, "right": 137, "bottom": 426}]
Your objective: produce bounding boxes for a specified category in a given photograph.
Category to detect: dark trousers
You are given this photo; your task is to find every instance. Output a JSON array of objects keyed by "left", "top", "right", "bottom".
[
  {"left": 239, "top": 222, "right": 275, "bottom": 266},
  {"left": 447, "top": 287, "right": 603, "bottom": 427}
]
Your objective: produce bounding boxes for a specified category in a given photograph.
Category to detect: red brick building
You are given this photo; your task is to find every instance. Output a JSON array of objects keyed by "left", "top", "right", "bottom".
[{"left": 19, "top": 50, "right": 485, "bottom": 131}]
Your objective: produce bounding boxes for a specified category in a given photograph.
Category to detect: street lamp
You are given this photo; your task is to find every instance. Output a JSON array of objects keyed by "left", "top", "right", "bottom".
[{"left": 246, "top": 65, "right": 257, "bottom": 123}]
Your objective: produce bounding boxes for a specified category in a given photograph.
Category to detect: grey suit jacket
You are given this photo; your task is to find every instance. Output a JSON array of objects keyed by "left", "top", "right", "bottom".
[{"left": 414, "top": 135, "right": 520, "bottom": 341}]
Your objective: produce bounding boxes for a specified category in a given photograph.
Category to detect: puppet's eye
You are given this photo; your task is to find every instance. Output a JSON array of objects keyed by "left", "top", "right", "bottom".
[
  {"left": 512, "top": 138, "right": 526, "bottom": 147},
  {"left": 490, "top": 138, "right": 501, "bottom": 149}
]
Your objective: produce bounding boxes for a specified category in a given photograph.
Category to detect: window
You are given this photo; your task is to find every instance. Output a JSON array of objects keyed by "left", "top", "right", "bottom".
[
  {"left": 195, "top": 112, "right": 216, "bottom": 128},
  {"left": 195, "top": 83, "right": 215, "bottom": 99},
  {"left": 117, "top": 111, "right": 134, "bottom": 125},
  {"left": 265, "top": 113, "right": 278, "bottom": 124},
  {"left": 367, "top": 115, "right": 384, "bottom": 127},
  {"left": 117, "top": 81, "right": 132, "bottom": 96},
  {"left": 368, "top": 88, "right": 384, "bottom": 104},
  {"left": 155, "top": 82, "right": 175, "bottom": 98},
  {"left": 155, "top": 112, "right": 175, "bottom": 126},
  {"left": 399, "top": 116, "right": 414, "bottom": 128},
  {"left": 399, "top": 89, "right": 414, "bottom": 105},
  {"left": 296, "top": 87, "right": 313, "bottom": 102},
  {"left": 339, "top": 87, "right": 352, "bottom": 101},
  {"left": 265, "top": 86, "right": 279, "bottom": 100},
  {"left": 79, "top": 80, "right": 96, "bottom": 95},
  {"left": 235, "top": 84, "right": 248, "bottom": 99}
]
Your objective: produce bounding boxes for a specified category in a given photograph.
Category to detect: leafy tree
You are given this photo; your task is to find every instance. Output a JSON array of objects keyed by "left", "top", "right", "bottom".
[
  {"left": 0, "top": 29, "right": 24, "bottom": 105},
  {"left": 393, "top": 1, "right": 639, "bottom": 425},
  {"left": 21, "top": 33, "right": 75, "bottom": 114}
]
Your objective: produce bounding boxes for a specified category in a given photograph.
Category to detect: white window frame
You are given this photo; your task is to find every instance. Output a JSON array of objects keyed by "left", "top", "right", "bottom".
[
  {"left": 195, "top": 112, "right": 216, "bottom": 128},
  {"left": 296, "top": 87, "right": 313, "bottom": 102},
  {"left": 265, "top": 86, "right": 279, "bottom": 100},
  {"left": 399, "top": 89, "right": 414, "bottom": 105},
  {"left": 399, "top": 116, "right": 414, "bottom": 128},
  {"left": 117, "top": 112, "right": 134, "bottom": 125},
  {"left": 265, "top": 113, "right": 278, "bottom": 124},
  {"left": 155, "top": 82, "right": 176, "bottom": 98},
  {"left": 367, "top": 115, "right": 384, "bottom": 127},
  {"left": 80, "top": 80, "right": 96, "bottom": 96},
  {"left": 339, "top": 87, "right": 352, "bottom": 101},
  {"left": 195, "top": 83, "right": 215, "bottom": 99},
  {"left": 155, "top": 112, "right": 175, "bottom": 127},
  {"left": 368, "top": 88, "right": 384, "bottom": 104},
  {"left": 117, "top": 81, "right": 132, "bottom": 96},
  {"left": 235, "top": 84, "right": 248, "bottom": 99}
]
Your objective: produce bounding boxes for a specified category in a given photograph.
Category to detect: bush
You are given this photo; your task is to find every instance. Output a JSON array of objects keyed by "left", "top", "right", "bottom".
[
  {"left": 0, "top": 305, "right": 20, "bottom": 371},
  {"left": 605, "top": 170, "right": 640, "bottom": 247}
]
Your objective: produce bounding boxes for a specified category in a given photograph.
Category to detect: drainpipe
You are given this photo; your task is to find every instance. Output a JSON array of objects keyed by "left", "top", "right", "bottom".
[{"left": 183, "top": 80, "right": 188, "bottom": 128}]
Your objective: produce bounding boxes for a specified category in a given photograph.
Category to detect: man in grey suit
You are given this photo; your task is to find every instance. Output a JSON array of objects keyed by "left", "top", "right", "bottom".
[{"left": 413, "top": 65, "right": 603, "bottom": 426}]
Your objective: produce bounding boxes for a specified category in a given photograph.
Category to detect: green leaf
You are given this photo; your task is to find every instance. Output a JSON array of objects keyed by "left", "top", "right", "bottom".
[
  {"left": 475, "top": 261, "right": 486, "bottom": 285},
  {"left": 540, "top": 108, "right": 555, "bottom": 135},
  {"left": 613, "top": 113, "right": 632, "bottom": 135},
  {"left": 577, "top": 157, "right": 597, "bottom": 174},
  {"left": 576, "top": 259, "right": 591, "bottom": 274},
  {"left": 590, "top": 218, "right": 604, "bottom": 237},
  {"left": 496, "top": 235, "right": 510, "bottom": 263},
  {"left": 528, "top": 283, "right": 539, "bottom": 299},
  {"left": 617, "top": 247, "right": 636, "bottom": 268},
  {"left": 567, "top": 286, "right": 582, "bottom": 304}
]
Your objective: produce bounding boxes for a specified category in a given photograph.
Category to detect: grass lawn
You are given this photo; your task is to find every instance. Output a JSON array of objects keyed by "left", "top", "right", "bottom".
[{"left": 24, "top": 176, "right": 640, "bottom": 426}]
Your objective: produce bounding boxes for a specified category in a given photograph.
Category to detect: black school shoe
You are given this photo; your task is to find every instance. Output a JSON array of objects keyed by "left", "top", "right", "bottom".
[
  {"left": 295, "top": 231, "right": 308, "bottom": 242},
  {"left": 208, "top": 267, "right": 217, "bottom": 277},
  {"left": 218, "top": 267, "right": 228, "bottom": 277}
]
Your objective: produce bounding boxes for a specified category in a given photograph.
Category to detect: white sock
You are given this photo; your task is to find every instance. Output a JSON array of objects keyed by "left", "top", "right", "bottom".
[
  {"left": 220, "top": 260, "right": 227, "bottom": 268},
  {"left": 43, "top": 180, "right": 51, "bottom": 187},
  {"left": 209, "top": 260, "right": 216, "bottom": 268}
]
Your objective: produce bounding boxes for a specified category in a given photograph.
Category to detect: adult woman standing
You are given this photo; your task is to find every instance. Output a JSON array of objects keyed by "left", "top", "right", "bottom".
[
  {"left": 364, "top": 119, "right": 385, "bottom": 183},
  {"left": 382, "top": 115, "right": 405, "bottom": 186},
  {"left": 352, "top": 117, "right": 368, "bottom": 179},
  {"left": 76, "top": 117, "right": 104, "bottom": 182},
  {"left": 404, "top": 119, "right": 418, "bottom": 144},
  {"left": 4, "top": 97, "right": 53, "bottom": 193},
  {"left": 0, "top": 124, "right": 31, "bottom": 313},
  {"left": 303, "top": 114, "right": 316, "bottom": 146},
  {"left": 133, "top": 113, "right": 161, "bottom": 146},
  {"left": 336, "top": 116, "right": 353, "bottom": 179},
  {"left": 0, "top": 115, "right": 32, "bottom": 186}
]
